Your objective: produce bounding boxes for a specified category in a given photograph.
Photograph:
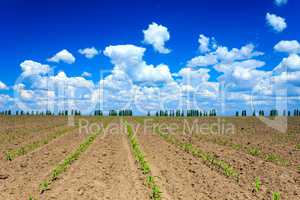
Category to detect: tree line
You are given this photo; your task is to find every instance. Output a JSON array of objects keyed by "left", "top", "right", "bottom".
[
  {"left": 236, "top": 109, "right": 300, "bottom": 117},
  {"left": 0, "top": 110, "right": 81, "bottom": 116},
  {"left": 150, "top": 109, "right": 217, "bottom": 117},
  {"left": 94, "top": 110, "right": 133, "bottom": 116},
  {"left": 1, "top": 109, "right": 299, "bottom": 117}
]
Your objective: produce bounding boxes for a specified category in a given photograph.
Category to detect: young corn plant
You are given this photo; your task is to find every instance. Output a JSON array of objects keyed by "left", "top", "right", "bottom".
[
  {"left": 40, "top": 129, "right": 101, "bottom": 193},
  {"left": 156, "top": 127, "right": 239, "bottom": 181},
  {"left": 4, "top": 152, "right": 12, "bottom": 161},
  {"left": 248, "top": 147, "right": 261, "bottom": 156},
  {"left": 266, "top": 154, "right": 289, "bottom": 166},
  {"left": 296, "top": 144, "right": 300, "bottom": 150},
  {"left": 254, "top": 177, "right": 261, "bottom": 193},
  {"left": 40, "top": 180, "right": 49, "bottom": 193},
  {"left": 4, "top": 127, "right": 74, "bottom": 161},
  {"left": 272, "top": 192, "right": 281, "bottom": 200},
  {"left": 231, "top": 144, "right": 242, "bottom": 150},
  {"left": 126, "top": 122, "right": 162, "bottom": 200}
]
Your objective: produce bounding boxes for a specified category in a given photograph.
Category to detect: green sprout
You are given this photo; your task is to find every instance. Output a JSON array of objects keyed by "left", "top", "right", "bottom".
[{"left": 254, "top": 177, "right": 261, "bottom": 192}]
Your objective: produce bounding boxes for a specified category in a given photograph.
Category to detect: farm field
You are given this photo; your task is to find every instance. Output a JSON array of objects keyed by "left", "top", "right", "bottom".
[{"left": 0, "top": 116, "right": 299, "bottom": 200}]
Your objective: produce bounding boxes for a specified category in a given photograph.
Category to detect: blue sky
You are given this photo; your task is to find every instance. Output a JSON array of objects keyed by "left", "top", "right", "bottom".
[{"left": 0, "top": 0, "right": 299, "bottom": 115}]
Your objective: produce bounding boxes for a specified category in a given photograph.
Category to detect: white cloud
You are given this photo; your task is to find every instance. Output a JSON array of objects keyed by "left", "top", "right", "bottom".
[
  {"left": 214, "top": 59, "right": 265, "bottom": 73},
  {"left": 178, "top": 67, "right": 210, "bottom": 85},
  {"left": 187, "top": 43, "right": 263, "bottom": 68},
  {"left": 0, "top": 81, "right": 8, "bottom": 90},
  {"left": 36, "top": 71, "right": 95, "bottom": 90},
  {"left": 274, "top": 0, "right": 288, "bottom": 6},
  {"left": 198, "top": 34, "right": 209, "bottom": 53},
  {"left": 266, "top": 13, "right": 287, "bottom": 32},
  {"left": 104, "top": 44, "right": 172, "bottom": 83},
  {"left": 143, "top": 22, "right": 171, "bottom": 54},
  {"left": 78, "top": 47, "right": 99, "bottom": 59},
  {"left": 20, "top": 60, "right": 50, "bottom": 77},
  {"left": 47, "top": 49, "right": 75, "bottom": 64},
  {"left": 20, "top": 89, "right": 34, "bottom": 100},
  {"left": 13, "top": 83, "right": 25, "bottom": 91},
  {"left": 81, "top": 71, "right": 92, "bottom": 78},
  {"left": 274, "top": 54, "right": 300, "bottom": 73},
  {"left": 0, "top": 94, "right": 12, "bottom": 107},
  {"left": 13, "top": 70, "right": 96, "bottom": 112},
  {"left": 274, "top": 40, "right": 300, "bottom": 54},
  {"left": 187, "top": 54, "right": 217, "bottom": 67},
  {"left": 215, "top": 44, "right": 263, "bottom": 62},
  {"left": 198, "top": 34, "right": 217, "bottom": 54},
  {"left": 216, "top": 59, "right": 269, "bottom": 92},
  {"left": 273, "top": 71, "right": 300, "bottom": 86}
]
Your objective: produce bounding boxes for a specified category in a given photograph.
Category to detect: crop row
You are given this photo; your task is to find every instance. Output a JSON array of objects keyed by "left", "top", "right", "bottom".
[
  {"left": 5, "top": 126, "right": 76, "bottom": 161},
  {"left": 126, "top": 122, "right": 162, "bottom": 200},
  {"left": 198, "top": 136, "right": 291, "bottom": 167},
  {"left": 155, "top": 128, "right": 286, "bottom": 199},
  {"left": 155, "top": 128, "right": 239, "bottom": 181},
  {"left": 39, "top": 129, "right": 102, "bottom": 193}
]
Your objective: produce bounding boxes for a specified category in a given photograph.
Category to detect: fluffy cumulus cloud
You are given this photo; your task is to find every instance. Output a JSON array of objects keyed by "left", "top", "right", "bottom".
[
  {"left": 266, "top": 13, "right": 287, "bottom": 32},
  {"left": 34, "top": 71, "right": 95, "bottom": 90},
  {"left": 103, "top": 44, "right": 172, "bottom": 83},
  {"left": 0, "top": 94, "right": 12, "bottom": 108},
  {"left": 274, "top": 54, "right": 300, "bottom": 73},
  {"left": 187, "top": 54, "right": 218, "bottom": 67},
  {"left": 274, "top": 0, "right": 288, "bottom": 6},
  {"left": 20, "top": 60, "right": 51, "bottom": 77},
  {"left": 198, "top": 34, "right": 217, "bottom": 54},
  {"left": 143, "top": 22, "right": 171, "bottom": 54},
  {"left": 13, "top": 70, "right": 96, "bottom": 112},
  {"left": 78, "top": 47, "right": 99, "bottom": 59},
  {"left": 216, "top": 59, "right": 269, "bottom": 92},
  {"left": 47, "top": 49, "right": 75, "bottom": 64},
  {"left": 274, "top": 40, "right": 300, "bottom": 54},
  {"left": 215, "top": 44, "right": 263, "bottom": 62},
  {"left": 81, "top": 71, "right": 92, "bottom": 78},
  {"left": 187, "top": 42, "right": 263, "bottom": 68},
  {"left": 0, "top": 81, "right": 8, "bottom": 90}
]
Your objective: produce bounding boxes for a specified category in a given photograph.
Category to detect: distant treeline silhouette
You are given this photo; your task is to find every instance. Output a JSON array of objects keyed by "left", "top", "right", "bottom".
[
  {"left": 147, "top": 109, "right": 217, "bottom": 117},
  {"left": 94, "top": 110, "right": 133, "bottom": 116},
  {"left": 235, "top": 109, "right": 300, "bottom": 117},
  {"left": 0, "top": 110, "right": 81, "bottom": 116},
  {"left": 0, "top": 109, "right": 299, "bottom": 117}
]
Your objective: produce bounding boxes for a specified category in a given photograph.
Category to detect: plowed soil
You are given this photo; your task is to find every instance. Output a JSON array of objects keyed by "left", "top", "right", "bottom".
[{"left": 0, "top": 116, "right": 299, "bottom": 200}]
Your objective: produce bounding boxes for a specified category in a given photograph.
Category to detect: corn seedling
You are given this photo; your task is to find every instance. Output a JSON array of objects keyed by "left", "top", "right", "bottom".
[
  {"left": 40, "top": 181, "right": 49, "bottom": 193},
  {"left": 296, "top": 144, "right": 300, "bottom": 150},
  {"left": 151, "top": 185, "right": 162, "bottom": 200},
  {"left": 126, "top": 122, "right": 162, "bottom": 200},
  {"left": 231, "top": 143, "right": 242, "bottom": 150},
  {"left": 254, "top": 177, "right": 261, "bottom": 192},
  {"left": 272, "top": 192, "right": 281, "bottom": 200},
  {"left": 4, "top": 127, "right": 74, "bottom": 161},
  {"left": 4, "top": 152, "right": 12, "bottom": 161},
  {"left": 40, "top": 129, "right": 101, "bottom": 192},
  {"left": 266, "top": 154, "right": 289, "bottom": 166},
  {"left": 155, "top": 127, "right": 239, "bottom": 181},
  {"left": 248, "top": 147, "right": 261, "bottom": 156}
]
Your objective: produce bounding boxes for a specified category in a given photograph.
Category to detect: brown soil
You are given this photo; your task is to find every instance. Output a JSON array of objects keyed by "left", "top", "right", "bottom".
[
  {"left": 176, "top": 133, "right": 300, "bottom": 200},
  {"left": 41, "top": 127, "right": 149, "bottom": 200},
  {"left": 0, "top": 125, "right": 74, "bottom": 160},
  {"left": 0, "top": 128, "right": 87, "bottom": 200},
  {"left": 137, "top": 130, "right": 255, "bottom": 200},
  {"left": 0, "top": 116, "right": 299, "bottom": 200}
]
